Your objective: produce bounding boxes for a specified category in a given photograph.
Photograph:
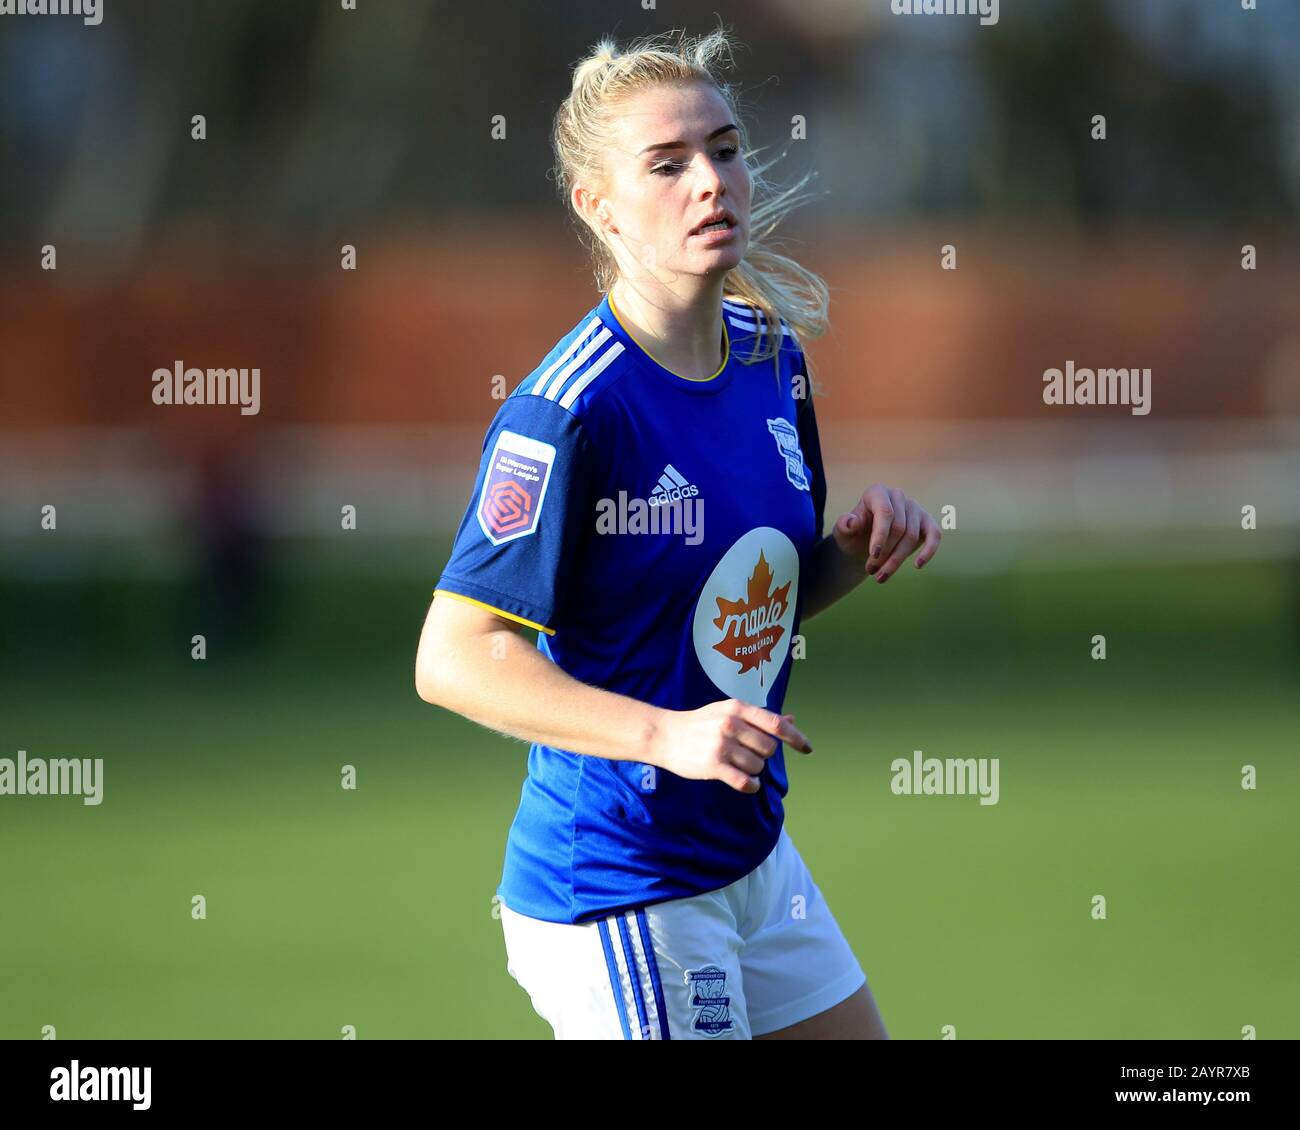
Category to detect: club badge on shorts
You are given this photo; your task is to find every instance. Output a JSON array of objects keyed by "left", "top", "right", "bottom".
[
  {"left": 766, "top": 417, "right": 810, "bottom": 491},
  {"left": 684, "top": 965, "right": 735, "bottom": 1037},
  {"left": 476, "top": 429, "right": 556, "bottom": 545}
]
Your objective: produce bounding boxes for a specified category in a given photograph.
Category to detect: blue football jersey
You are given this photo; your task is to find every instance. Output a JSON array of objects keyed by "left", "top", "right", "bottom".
[{"left": 435, "top": 291, "right": 829, "bottom": 924}]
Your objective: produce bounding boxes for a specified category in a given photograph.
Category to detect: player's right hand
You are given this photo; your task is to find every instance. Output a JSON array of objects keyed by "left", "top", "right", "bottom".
[{"left": 651, "top": 699, "right": 812, "bottom": 794}]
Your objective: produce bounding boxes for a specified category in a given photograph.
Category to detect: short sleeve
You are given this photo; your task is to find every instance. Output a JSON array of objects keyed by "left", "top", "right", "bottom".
[
  {"left": 794, "top": 352, "right": 828, "bottom": 541},
  {"left": 435, "top": 394, "right": 596, "bottom": 634}
]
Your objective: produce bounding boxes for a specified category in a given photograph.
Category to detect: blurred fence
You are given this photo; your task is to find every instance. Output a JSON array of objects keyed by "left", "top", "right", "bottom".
[{"left": 3, "top": 231, "right": 1297, "bottom": 576}]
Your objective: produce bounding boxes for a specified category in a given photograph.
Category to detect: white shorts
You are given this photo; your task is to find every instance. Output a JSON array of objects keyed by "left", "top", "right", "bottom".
[{"left": 498, "top": 826, "right": 868, "bottom": 1039}]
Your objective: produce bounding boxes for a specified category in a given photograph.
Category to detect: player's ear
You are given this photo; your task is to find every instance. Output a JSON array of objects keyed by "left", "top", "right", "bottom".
[
  {"left": 576, "top": 184, "right": 615, "bottom": 236},
  {"left": 573, "top": 185, "right": 599, "bottom": 227}
]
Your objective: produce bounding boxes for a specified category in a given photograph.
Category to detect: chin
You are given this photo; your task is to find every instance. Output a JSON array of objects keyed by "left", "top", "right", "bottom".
[{"left": 700, "top": 244, "right": 746, "bottom": 269}]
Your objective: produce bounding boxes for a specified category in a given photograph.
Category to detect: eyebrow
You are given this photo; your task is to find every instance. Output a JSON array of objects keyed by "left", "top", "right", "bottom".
[{"left": 639, "top": 123, "right": 739, "bottom": 156}]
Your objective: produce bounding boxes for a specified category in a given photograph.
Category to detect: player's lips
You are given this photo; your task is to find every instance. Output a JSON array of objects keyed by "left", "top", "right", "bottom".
[
  {"left": 688, "top": 215, "right": 738, "bottom": 244},
  {"left": 688, "top": 210, "right": 737, "bottom": 237}
]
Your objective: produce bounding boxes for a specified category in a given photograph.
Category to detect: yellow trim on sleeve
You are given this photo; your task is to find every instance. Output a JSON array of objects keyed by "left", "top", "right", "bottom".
[{"left": 433, "top": 588, "right": 556, "bottom": 635}]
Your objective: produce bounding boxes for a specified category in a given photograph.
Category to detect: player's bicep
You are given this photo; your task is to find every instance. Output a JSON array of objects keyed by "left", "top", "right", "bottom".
[
  {"left": 416, "top": 589, "right": 525, "bottom": 703},
  {"left": 429, "top": 590, "right": 526, "bottom": 641}
]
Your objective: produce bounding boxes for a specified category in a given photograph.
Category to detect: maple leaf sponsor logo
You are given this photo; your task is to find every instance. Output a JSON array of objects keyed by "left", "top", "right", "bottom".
[
  {"left": 711, "top": 549, "right": 792, "bottom": 686},
  {"left": 693, "top": 527, "right": 799, "bottom": 706}
]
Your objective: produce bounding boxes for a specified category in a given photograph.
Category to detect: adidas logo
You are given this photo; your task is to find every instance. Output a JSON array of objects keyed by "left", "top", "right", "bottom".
[
  {"left": 648, "top": 464, "right": 701, "bottom": 507},
  {"left": 595, "top": 462, "right": 705, "bottom": 543}
]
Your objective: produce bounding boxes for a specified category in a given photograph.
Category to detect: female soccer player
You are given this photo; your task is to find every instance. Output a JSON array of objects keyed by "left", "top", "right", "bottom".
[{"left": 415, "top": 28, "right": 941, "bottom": 1040}]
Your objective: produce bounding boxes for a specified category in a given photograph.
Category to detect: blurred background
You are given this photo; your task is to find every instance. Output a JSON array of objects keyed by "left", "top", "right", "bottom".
[{"left": 1, "top": 0, "right": 1297, "bottom": 1039}]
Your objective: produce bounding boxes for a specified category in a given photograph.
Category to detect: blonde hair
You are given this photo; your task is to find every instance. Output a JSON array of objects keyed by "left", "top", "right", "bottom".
[{"left": 550, "top": 24, "right": 830, "bottom": 369}]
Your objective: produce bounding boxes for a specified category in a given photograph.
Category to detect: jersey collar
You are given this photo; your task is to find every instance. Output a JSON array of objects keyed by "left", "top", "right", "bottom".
[{"left": 601, "top": 291, "right": 735, "bottom": 396}]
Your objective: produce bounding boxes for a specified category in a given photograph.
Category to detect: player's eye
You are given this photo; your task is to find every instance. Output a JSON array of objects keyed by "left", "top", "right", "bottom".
[{"left": 651, "top": 146, "right": 739, "bottom": 176}]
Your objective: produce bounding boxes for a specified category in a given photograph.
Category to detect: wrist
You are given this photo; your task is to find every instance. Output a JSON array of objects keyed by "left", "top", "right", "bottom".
[
  {"left": 639, "top": 705, "right": 672, "bottom": 767},
  {"left": 823, "top": 531, "right": 866, "bottom": 574}
]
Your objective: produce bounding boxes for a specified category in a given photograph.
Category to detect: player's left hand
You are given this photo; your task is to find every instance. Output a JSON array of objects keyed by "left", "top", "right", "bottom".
[{"left": 832, "top": 483, "right": 941, "bottom": 583}]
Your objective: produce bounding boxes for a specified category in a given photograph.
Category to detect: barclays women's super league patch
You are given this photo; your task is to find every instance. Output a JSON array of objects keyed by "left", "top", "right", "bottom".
[{"left": 476, "top": 429, "right": 557, "bottom": 545}]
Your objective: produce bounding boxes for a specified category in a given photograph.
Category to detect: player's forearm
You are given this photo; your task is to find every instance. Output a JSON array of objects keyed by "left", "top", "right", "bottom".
[
  {"left": 420, "top": 630, "right": 666, "bottom": 765},
  {"left": 801, "top": 534, "right": 869, "bottom": 620}
]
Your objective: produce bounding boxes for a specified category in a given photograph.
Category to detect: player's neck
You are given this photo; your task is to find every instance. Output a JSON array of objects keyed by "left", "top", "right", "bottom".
[{"left": 610, "top": 281, "right": 726, "bottom": 381}]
